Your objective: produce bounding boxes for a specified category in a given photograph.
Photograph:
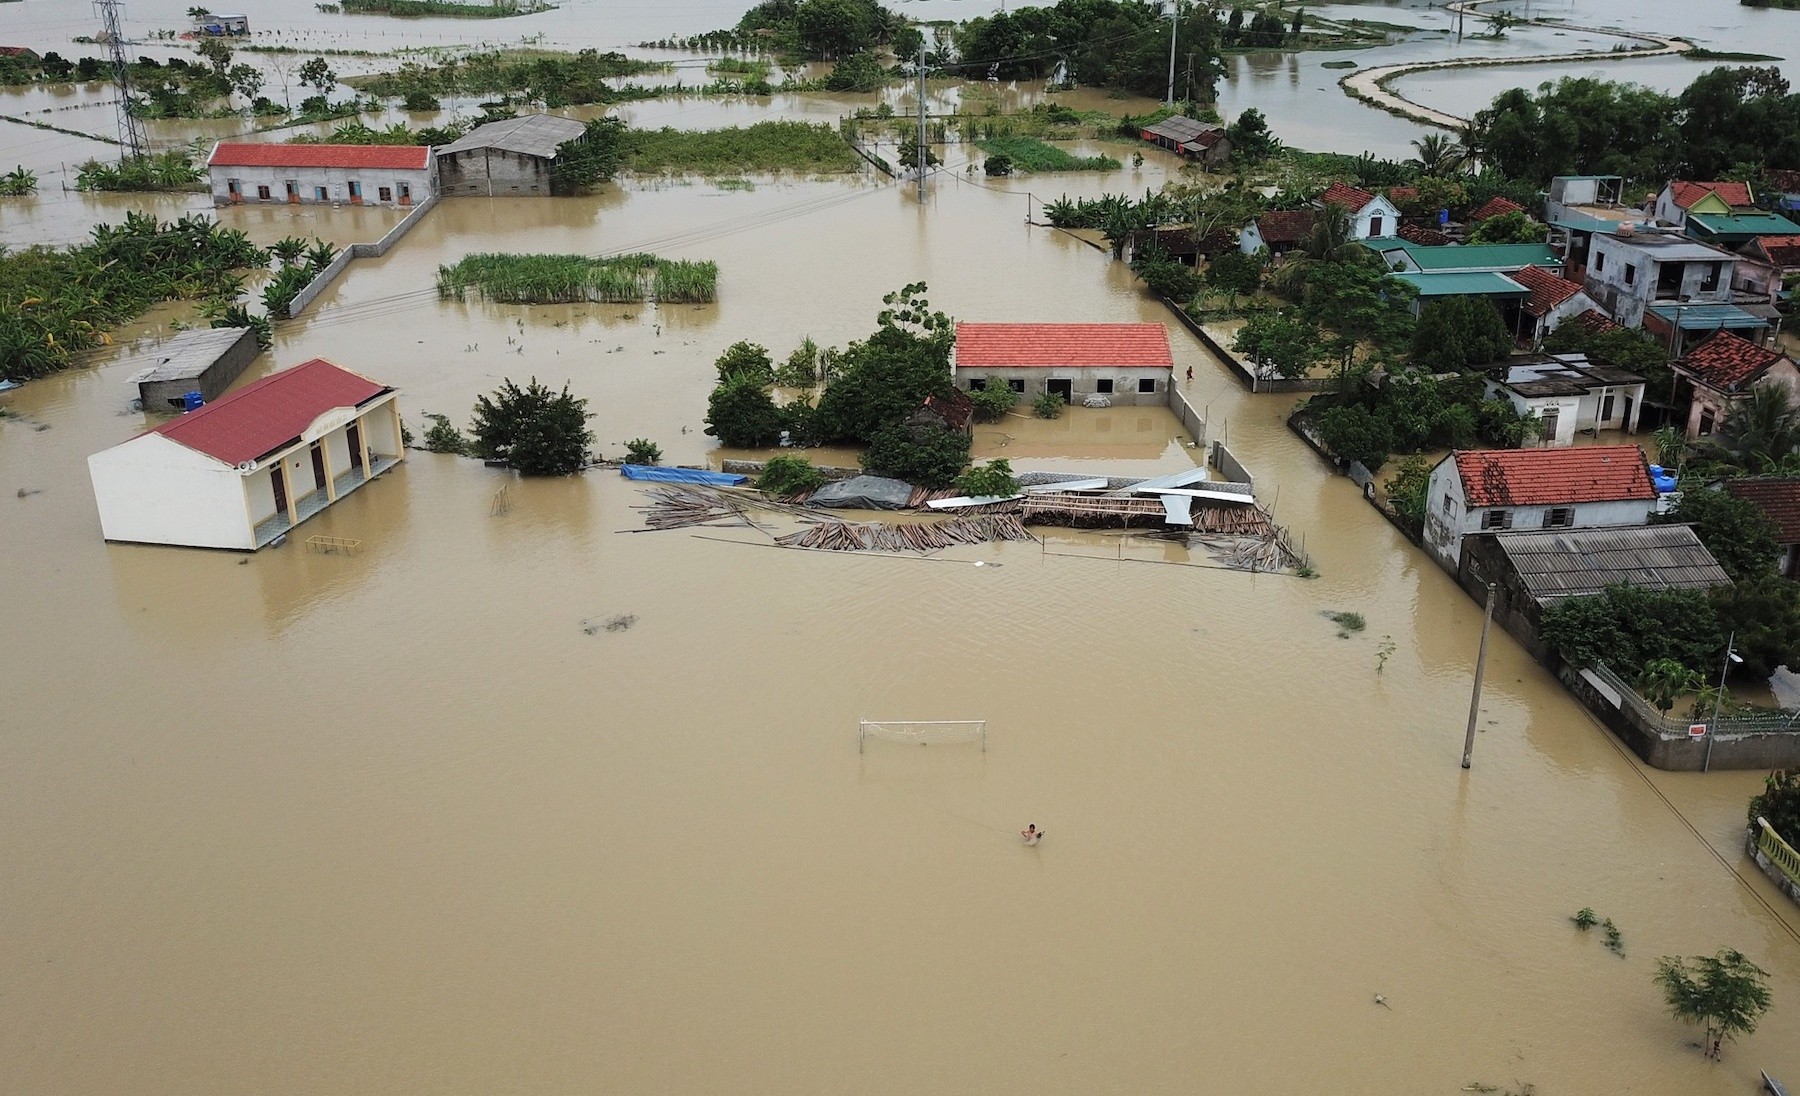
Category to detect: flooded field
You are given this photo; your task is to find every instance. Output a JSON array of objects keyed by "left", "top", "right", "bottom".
[{"left": 4, "top": 2, "right": 1800, "bottom": 1094}]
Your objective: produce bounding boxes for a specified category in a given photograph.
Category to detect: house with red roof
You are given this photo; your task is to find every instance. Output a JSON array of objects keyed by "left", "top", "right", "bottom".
[
  {"left": 1673, "top": 330, "right": 1800, "bottom": 439},
  {"left": 87, "top": 359, "right": 403, "bottom": 550},
  {"left": 1735, "top": 233, "right": 1800, "bottom": 303},
  {"left": 1470, "top": 196, "right": 1526, "bottom": 223},
  {"left": 1313, "top": 181, "right": 1401, "bottom": 241},
  {"left": 953, "top": 322, "right": 1173, "bottom": 406},
  {"left": 207, "top": 141, "right": 435, "bottom": 207},
  {"left": 1723, "top": 477, "right": 1800, "bottom": 578},
  {"left": 1422, "top": 445, "right": 1659, "bottom": 569},
  {"left": 1238, "top": 208, "right": 1316, "bottom": 257},
  {"left": 1652, "top": 180, "right": 1755, "bottom": 229},
  {"left": 1509, "top": 263, "right": 1601, "bottom": 344}
]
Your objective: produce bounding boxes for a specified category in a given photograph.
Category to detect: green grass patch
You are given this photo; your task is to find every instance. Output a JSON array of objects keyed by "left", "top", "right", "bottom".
[
  {"left": 438, "top": 252, "right": 718, "bottom": 304},
  {"left": 974, "top": 136, "right": 1120, "bottom": 173},
  {"left": 1321, "top": 59, "right": 1359, "bottom": 68},
  {"left": 1685, "top": 47, "right": 1784, "bottom": 60},
  {"left": 621, "top": 120, "right": 860, "bottom": 175}
]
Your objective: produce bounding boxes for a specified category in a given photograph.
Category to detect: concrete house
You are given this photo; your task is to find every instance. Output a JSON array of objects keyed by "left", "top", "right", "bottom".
[
  {"left": 1485, "top": 353, "right": 1646, "bottom": 446},
  {"left": 953, "top": 323, "right": 1172, "bottom": 406},
  {"left": 1422, "top": 446, "right": 1659, "bottom": 570},
  {"left": 1653, "top": 180, "right": 1754, "bottom": 230},
  {"left": 436, "top": 113, "right": 588, "bottom": 197},
  {"left": 1315, "top": 182, "right": 1401, "bottom": 241},
  {"left": 1582, "top": 227, "right": 1739, "bottom": 331},
  {"left": 1673, "top": 330, "right": 1800, "bottom": 438},
  {"left": 1509, "top": 264, "right": 1602, "bottom": 344},
  {"left": 208, "top": 142, "right": 434, "bottom": 207},
  {"left": 1735, "top": 234, "right": 1800, "bottom": 303},
  {"left": 1137, "top": 115, "right": 1231, "bottom": 166},
  {"left": 1722, "top": 478, "right": 1800, "bottom": 578},
  {"left": 88, "top": 359, "right": 403, "bottom": 551},
  {"left": 1545, "top": 175, "right": 1634, "bottom": 283},
  {"left": 118, "top": 326, "right": 261, "bottom": 411},
  {"left": 193, "top": 12, "right": 249, "bottom": 34}
]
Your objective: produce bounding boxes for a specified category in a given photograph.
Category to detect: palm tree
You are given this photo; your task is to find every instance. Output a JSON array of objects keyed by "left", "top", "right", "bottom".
[
  {"left": 1302, "top": 201, "right": 1360, "bottom": 262},
  {"left": 1409, "top": 132, "right": 1465, "bottom": 177},
  {"left": 1714, "top": 382, "right": 1800, "bottom": 471}
]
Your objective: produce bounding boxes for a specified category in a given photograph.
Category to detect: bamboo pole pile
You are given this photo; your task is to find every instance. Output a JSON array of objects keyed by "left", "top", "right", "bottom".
[
  {"left": 1191, "top": 533, "right": 1298, "bottom": 573},
  {"left": 1191, "top": 505, "right": 1275, "bottom": 536},
  {"left": 631, "top": 486, "right": 762, "bottom": 531},
  {"left": 776, "top": 515, "right": 1034, "bottom": 553},
  {"left": 1020, "top": 493, "right": 1167, "bottom": 528}
]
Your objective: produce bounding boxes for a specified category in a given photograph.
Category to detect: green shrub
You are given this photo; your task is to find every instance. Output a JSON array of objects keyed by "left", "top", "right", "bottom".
[
  {"left": 970, "top": 379, "right": 1018, "bottom": 423},
  {"left": 757, "top": 455, "right": 826, "bottom": 496},
  {"left": 983, "top": 153, "right": 1014, "bottom": 176},
  {"left": 1139, "top": 260, "right": 1201, "bottom": 302},
  {"left": 422, "top": 413, "right": 470, "bottom": 455},
  {"left": 624, "top": 438, "right": 661, "bottom": 464},
  {"left": 1032, "top": 391, "right": 1064, "bottom": 419},
  {"left": 862, "top": 424, "right": 971, "bottom": 487},
  {"left": 956, "top": 459, "right": 1018, "bottom": 498},
  {"left": 705, "top": 375, "right": 783, "bottom": 448},
  {"left": 468, "top": 377, "right": 594, "bottom": 476},
  {"left": 1386, "top": 456, "right": 1430, "bottom": 524},
  {"left": 1538, "top": 584, "right": 1722, "bottom": 677},
  {"left": 1749, "top": 769, "right": 1800, "bottom": 847}
]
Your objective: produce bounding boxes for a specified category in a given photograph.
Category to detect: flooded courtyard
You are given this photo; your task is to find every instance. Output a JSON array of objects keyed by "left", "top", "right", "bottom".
[{"left": 4, "top": 1, "right": 1800, "bottom": 1093}]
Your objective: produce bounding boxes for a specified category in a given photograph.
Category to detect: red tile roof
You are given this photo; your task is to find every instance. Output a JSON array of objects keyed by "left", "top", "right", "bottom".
[
  {"left": 1753, "top": 234, "right": 1800, "bottom": 268},
  {"left": 1511, "top": 264, "right": 1582, "bottom": 317},
  {"left": 1677, "top": 330, "right": 1791, "bottom": 394},
  {"left": 1398, "top": 222, "right": 1452, "bottom": 246},
  {"left": 1569, "top": 308, "right": 1622, "bottom": 337},
  {"left": 207, "top": 142, "right": 431, "bottom": 170},
  {"left": 1253, "top": 208, "right": 1315, "bottom": 245},
  {"left": 954, "top": 323, "right": 1172, "bottom": 369},
  {"left": 1670, "top": 180, "right": 1754, "bottom": 210},
  {"left": 1318, "top": 181, "right": 1376, "bottom": 212},
  {"left": 1454, "top": 446, "right": 1656, "bottom": 507},
  {"left": 1724, "top": 478, "right": 1800, "bottom": 543},
  {"left": 153, "top": 359, "right": 390, "bottom": 466},
  {"left": 1387, "top": 185, "right": 1419, "bottom": 203},
  {"left": 1471, "top": 196, "right": 1525, "bottom": 221}
]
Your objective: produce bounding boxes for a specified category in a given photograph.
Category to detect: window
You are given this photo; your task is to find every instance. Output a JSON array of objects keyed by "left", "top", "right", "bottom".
[
  {"left": 968, "top": 378, "right": 986, "bottom": 391},
  {"left": 1369, "top": 214, "right": 1384, "bottom": 237},
  {"left": 256, "top": 184, "right": 271, "bottom": 200},
  {"left": 1698, "top": 406, "right": 1716, "bottom": 436},
  {"left": 1137, "top": 377, "right": 1156, "bottom": 394},
  {"left": 378, "top": 186, "right": 392, "bottom": 202},
  {"left": 1592, "top": 251, "right": 1605, "bottom": 272},
  {"left": 1543, "top": 507, "right": 1574, "bottom": 529},
  {"left": 1700, "top": 262, "right": 1720, "bottom": 292},
  {"left": 1481, "top": 509, "right": 1512, "bottom": 530},
  {"left": 398, "top": 183, "right": 410, "bottom": 200},
  {"left": 1623, "top": 263, "right": 1636, "bottom": 286},
  {"left": 1442, "top": 494, "right": 1454, "bottom": 514},
  {"left": 1007, "top": 379, "right": 1025, "bottom": 394},
  {"left": 1095, "top": 378, "right": 1114, "bottom": 393},
  {"left": 226, "top": 178, "right": 241, "bottom": 194},
  {"left": 314, "top": 186, "right": 327, "bottom": 201},
  {"left": 1599, "top": 392, "right": 1615, "bottom": 422}
]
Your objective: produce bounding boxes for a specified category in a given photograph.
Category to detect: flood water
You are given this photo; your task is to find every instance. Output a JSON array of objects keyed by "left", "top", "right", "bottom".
[{"left": 6, "top": 3, "right": 1800, "bottom": 1094}]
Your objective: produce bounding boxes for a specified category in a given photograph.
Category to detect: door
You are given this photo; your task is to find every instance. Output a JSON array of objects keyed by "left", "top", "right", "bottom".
[
  {"left": 1047, "top": 379, "right": 1073, "bottom": 403},
  {"left": 1599, "top": 391, "right": 1615, "bottom": 426},
  {"left": 347, "top": 422, "right": 364, "bottom": 473},
  {"left": 348, "top": 180, "right": 362, "bottom": 205},
  {"left": 1622, "top": 394, "right": 1635, "bottom": 433},
  {"left": 285, "top": 180, "right": 299, "bottom": 203},
  {"left": 227, "top": 178, "right": 242, "bottom": 203},
  {"left": 270, "top": 466, "right": 287, "bottom": 516},
  {"left": 398, "top": 182, "right": 411, "bottom": 206},
  {"left": 310, "top": 442, "right": 326, "bottom": 490}
]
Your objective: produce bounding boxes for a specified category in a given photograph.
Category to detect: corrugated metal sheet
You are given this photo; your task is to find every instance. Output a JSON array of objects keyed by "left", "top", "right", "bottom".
[
  {"left": 439, "top": 114, "right": 588, "bottom": 159},
  {"left": 1494, "top": 524, "right": 1731, "bottom": 601}
]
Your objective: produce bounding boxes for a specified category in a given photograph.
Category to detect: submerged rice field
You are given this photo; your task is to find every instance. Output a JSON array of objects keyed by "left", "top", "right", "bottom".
[{"left": 435, "top": 251, "right": 719, "bottom": 303}]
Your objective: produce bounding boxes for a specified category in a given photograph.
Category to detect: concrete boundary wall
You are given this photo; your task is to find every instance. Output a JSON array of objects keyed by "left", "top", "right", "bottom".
[
  {"left": 1164, "top": 384, "right": 1207, "bottom": 447},
  {"left": 287, "top": 193, "right": 440, "bottom": 317}
]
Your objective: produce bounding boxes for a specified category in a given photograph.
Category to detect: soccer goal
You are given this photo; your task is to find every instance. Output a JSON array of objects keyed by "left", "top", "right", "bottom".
[{"left": 858, "top": 719, "right": 987, "bottom": 753}]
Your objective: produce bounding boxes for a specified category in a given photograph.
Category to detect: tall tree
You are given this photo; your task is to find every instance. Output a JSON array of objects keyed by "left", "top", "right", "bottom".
[
  {"left": 469, "top": 378, "right": 595, "bottom": 476},
  {"left": 1653, "top": 949, "right": 1773, "bottom": 1061}
]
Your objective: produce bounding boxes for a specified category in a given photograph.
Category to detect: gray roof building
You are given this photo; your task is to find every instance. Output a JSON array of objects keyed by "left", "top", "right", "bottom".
[
  {"left": 438, "top": 114, "right": 589, "bottom": 197},
  {"left": 1485, "top": 523, "right": 1729, "bottom": 602},
  {"left": 120, "top": 326, "right": 262, "bottom": 411}
]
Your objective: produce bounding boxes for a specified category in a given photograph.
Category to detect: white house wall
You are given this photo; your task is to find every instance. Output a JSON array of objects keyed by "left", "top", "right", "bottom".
[
  {"left": 1422, "top": 454, "right": 1654, "bottom": 568},
  {"left": 88, "top": 433, "right": 253, "bottom": 550},
  {"left": 954, "top": 365, "right": 1169, "bottom": 405},
  {"left": 1352, "top": 197, "right": 1401, "bottom": 240},
  {"left": 210, "top": 163, "right": 435, "bottom": 207}
]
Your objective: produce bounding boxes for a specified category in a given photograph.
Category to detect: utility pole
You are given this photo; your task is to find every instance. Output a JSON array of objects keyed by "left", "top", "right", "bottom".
[
  {"left": 916, "top": 58, "right": 928, "bottom": 202},
  {"left": 95, "top": 0, "right": 148, "bottom": 159},
  {"left": 1166, "top": 0, "right": 1179, "bottom": 107},
  {"left": 1703, "top": 631, "right": 1741, "bottom": 773},
  {"left": 1461, "top": 582, "right": 1497, "bottom": 769}
]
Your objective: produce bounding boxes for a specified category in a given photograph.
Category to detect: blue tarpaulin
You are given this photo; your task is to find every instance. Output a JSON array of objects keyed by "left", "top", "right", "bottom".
[{"left": 619, "top": 464, "right": 747, "bottom": 486}]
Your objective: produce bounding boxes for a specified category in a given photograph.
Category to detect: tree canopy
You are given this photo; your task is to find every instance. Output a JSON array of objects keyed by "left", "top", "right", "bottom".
[
  {"left": 469, "top": 378, "right": 594, "bottom": 475},
  {"left": 1651, "top": 486, "right": 1780, "bottom": 583},
  {"left": 954, "top": 0, "right": 1223, "bottom": 100},
  {"left": 1411, "top": 295, "right": 1512, "bottom": 371}
]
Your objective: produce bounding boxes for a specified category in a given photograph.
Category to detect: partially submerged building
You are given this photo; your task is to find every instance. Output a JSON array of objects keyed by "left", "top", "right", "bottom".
[
  {"left": 1674, "top": 330, "right": 1800, "bottom": 439},
  {"left": 1422, "top": 445, "right": 1659, "bottom": 570},
  {"left": 1485, "top": 354, "right": 1646, "bottom": 446},
  {"left": 952, "top": 322, "right": 1173, "bottom": 406},
  {"left": 88, "top": 359, "right": 403, "bottom": 551},
  {"left": 436, "top": 113, "right": 588, "bottom": 197},
  {"left": 118, "top": 326, "right": 261, "bottom": 411},
  {"left": 208, "top": 142, "right": 434, "bottom": 207},
  {"left": 1581, "top": 227, "right": 1742, "bottom": 333},
  {"left": 1136, "top": 115, "right": 1231, "bottom": 166},
  {"left": 1723, "top": 477, "right": 1800, "bottom": 579}
]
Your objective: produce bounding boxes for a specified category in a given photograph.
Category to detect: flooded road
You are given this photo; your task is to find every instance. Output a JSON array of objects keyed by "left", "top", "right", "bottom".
[{"left": 5, "top": 143, "right": 1800, "bottom": 1094}]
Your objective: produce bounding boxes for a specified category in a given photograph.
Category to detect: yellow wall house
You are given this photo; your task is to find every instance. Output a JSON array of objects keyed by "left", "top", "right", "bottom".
[{"left": 87, "top": 359, "right": 403, "bottom": 550}]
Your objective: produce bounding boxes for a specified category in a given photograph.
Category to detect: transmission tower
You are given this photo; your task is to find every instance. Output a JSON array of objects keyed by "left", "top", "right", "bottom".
[{"left": 95, "top": 0, "right": 148, "bottom": 159}]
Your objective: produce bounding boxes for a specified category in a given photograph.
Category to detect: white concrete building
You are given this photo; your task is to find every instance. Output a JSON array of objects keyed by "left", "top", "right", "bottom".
[
  {"left": 1652, "top": 180, "right": 1754, "bottom": 229},
  {"left": 208, "top": 142, "right": 434, "bottom": 207},
  {"left": 1582, "top": 227, "right": 1737, "bottom": 329},
  {"left": 88, "top": 359, "right": 403, "bottom": 551},
  {"left": 1316, "top": 181, "right": 1401, "bottom": 241},
  {"left": 1422, "top": 446, "right": 1659, "bottom": 570},
  {"left": 1486, "top": 354, "right": 1646, "bottom": 446},
  {"left": 952, "top": 322, "right": 1173, "bottom": 406}
]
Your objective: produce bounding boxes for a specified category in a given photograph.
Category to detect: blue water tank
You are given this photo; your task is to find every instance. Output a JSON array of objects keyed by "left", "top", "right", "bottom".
[
  {"left": 181, "top": 390, "right": 204, "bottom": 411},
  {"left": 1648, "top": 463, "right": 1678, "bottom": 493}
]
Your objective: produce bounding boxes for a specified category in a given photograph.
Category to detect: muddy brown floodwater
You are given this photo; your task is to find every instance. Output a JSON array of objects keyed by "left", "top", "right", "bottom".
[{"left": 6, "top": 163, "right": 1800, "bottom": 1095}]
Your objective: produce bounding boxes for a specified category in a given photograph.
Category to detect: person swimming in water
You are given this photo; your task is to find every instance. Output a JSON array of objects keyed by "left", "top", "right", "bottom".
[{"left": 1021, "top": 824, "right": 1043, "bottom": 846}]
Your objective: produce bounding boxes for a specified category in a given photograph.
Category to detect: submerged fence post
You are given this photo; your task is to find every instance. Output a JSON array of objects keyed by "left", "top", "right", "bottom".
[{"left": 1462, "top": 582, "right": 1496, "bottom": 770}]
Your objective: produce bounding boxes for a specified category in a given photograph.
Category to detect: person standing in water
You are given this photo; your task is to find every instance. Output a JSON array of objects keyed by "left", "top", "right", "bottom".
[{"left": 1021, "top": 824, "right": 1043, "bottom": 846}]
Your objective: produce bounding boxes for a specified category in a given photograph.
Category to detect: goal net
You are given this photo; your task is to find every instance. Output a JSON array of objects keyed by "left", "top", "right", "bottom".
[{"left": 858, "top": 719, "right": 987, "bottom": 753}]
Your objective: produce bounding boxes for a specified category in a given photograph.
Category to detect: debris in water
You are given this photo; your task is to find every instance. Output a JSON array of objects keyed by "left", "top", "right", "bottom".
[
  {"left": 1323, "top": 610, "right": 1366, "bottom": 637},
  {"left": 582, "top": 614, "right": 637, "bottom": 635},
  {"left": 17, "top": 487, "right": 42, "bottom": 498},
  {"left": 1373, "top": 993, "right": 1391, "bottom": 1009}
]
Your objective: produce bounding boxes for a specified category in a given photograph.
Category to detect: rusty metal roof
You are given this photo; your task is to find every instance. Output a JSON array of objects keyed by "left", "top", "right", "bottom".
[{"left": 1490, "top": 524, "right": 1731, "bottom": 602}]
